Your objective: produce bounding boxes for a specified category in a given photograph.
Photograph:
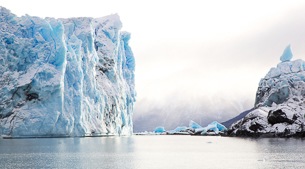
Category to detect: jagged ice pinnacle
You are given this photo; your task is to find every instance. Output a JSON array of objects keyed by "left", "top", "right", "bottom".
[{"left": 280, "top": 45, "right": 293, "bottom": 62}]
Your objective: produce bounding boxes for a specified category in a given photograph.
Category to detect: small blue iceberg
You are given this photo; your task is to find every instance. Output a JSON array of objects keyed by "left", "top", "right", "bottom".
[{"left": 154, "top": 126, "right": 166, "bottom": 133}]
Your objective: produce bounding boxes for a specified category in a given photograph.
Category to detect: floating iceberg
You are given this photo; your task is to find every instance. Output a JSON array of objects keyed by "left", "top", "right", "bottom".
[
  {"left": 154, "top": 126, "right": 166, "bottom": 133},
  {"left": 167, "top": 126, "right": 189, "bottom": 135},
  {"left": 165, "top": 120, "right": 227, "bottom": 136},
  {"left": 0, "top": 7, "right": 136, "bottom": 137},
  {"left": 198, "top": 121, "right": 228, "bottom": 135},
  {"left": 189, "top": 120, "right": 202, "bottom": 129}
]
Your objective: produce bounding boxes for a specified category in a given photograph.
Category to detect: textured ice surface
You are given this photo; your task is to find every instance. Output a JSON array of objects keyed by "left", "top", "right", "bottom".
[
  {"left": 0, "top": 7, "right": 135, "bottom": 137},
  {"left": 230, "top": 46, "right": 305, "bottom": 137},
  {"left": 257, "top": 61, "right": 305, "bottom": 107}
]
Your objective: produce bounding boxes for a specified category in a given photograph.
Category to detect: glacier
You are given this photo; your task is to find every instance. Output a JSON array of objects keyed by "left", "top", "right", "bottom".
[
  {"left": 0, "top": 7, "right": 136, "bottom": 137},
  {"left": 228, "top": 46, "right": 305, "bottom": 137}
]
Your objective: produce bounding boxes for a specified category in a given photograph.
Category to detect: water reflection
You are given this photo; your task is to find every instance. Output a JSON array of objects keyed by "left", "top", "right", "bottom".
[
  {"left": 0, "top": 136, "right": 305, "bottom": 168},
  {"left": 130, "top": 136, "right": 261, "bottom": 169}
]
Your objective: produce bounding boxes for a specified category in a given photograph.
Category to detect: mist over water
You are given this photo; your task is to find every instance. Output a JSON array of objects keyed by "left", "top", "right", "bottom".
[{"left": 133, "top": 94, "right": 254, "bottom": 132}]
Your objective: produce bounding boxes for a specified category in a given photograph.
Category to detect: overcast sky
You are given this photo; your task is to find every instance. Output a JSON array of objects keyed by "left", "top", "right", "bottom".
[{"left": 2, "top": 0, "right": 305, "bottom": 131}]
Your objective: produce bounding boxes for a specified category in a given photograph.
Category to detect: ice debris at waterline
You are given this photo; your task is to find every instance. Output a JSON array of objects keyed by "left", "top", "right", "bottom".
[
  {"left": 228, "top": 46, "right": 305, "bottom": 137},
  {"left": 0, "top": 7, "right": 136, "bottom": 137},
  {"left": 151, "top": 120, "right": 227, "bottom": 136}
]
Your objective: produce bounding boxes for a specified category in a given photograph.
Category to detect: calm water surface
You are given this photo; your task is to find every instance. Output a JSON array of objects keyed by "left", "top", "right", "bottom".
[{"left": 0, "top": 135, "right": 305, "bottom": 169}]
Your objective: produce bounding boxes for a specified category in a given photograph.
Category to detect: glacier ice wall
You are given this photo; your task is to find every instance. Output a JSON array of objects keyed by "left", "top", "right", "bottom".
[{"left": 0, "top": 7, "right": 136, "bottom": 137}]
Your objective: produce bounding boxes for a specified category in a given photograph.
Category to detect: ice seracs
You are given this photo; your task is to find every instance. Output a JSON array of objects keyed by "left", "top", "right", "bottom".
[
  {"left": 229, "top": 45, "right": 305, "bottom": 137},
  {"left": 0, "top": 7, "right": 136, "bottom": 137}
]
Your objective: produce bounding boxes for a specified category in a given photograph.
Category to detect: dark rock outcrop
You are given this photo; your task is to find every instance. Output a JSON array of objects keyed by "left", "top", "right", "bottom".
[{"left": 267, "top": 109, "right": 294, "bottom": 125}]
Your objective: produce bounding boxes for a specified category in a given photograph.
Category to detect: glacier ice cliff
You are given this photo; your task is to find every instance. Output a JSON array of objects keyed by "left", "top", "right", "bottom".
[
  {"left": 228, "top": 46, "right": 305, "bottom": 137},
  {"left": 0, "top": 7, "right": 136, "bottom": 137}
]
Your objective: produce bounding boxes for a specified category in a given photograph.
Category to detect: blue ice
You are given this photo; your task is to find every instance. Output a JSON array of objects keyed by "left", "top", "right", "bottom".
[{"left": 280, "top": 45, "right": 293, "bottom": 62}]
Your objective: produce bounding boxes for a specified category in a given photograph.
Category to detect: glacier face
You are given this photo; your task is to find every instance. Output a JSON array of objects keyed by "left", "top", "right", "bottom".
[
  {"left": 229, "top": 46, "right": 305, "bottom": 137},
  {"left": 0, "top": 7, "right": 135, "bottom": 137}
]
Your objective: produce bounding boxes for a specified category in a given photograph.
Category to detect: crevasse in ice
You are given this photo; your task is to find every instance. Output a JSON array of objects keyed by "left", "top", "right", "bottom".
[{"left": 0, "top": 7, "right": 135, "bottom": 137}]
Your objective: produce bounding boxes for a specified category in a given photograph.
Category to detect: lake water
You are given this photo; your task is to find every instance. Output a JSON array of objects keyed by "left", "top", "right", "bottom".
[{"left": 1, "top": 135, "right": 305, "bottom": 169}]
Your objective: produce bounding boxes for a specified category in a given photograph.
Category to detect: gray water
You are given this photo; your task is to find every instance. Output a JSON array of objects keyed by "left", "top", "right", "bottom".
[{"left": 0, "top": 135, "right": 305, "bottom": 169}]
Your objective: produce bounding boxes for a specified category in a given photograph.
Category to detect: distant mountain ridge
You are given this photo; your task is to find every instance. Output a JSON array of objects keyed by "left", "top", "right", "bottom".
[{"left": 222, "top": 108, "right": 255, "bottom": 128}]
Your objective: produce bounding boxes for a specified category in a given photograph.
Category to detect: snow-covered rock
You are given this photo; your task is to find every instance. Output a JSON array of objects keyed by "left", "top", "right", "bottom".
[
  {"left": 229, "top": 46, "right": 305, "bottom": 137},
  {"left": 0, "top": 7, "right": 136, "bottom": 137}
]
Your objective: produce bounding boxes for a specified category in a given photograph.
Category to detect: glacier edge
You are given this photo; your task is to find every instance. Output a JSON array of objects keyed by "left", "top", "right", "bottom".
[{"left": 0, "top": 7, "right": 136, "bottom": 137}]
